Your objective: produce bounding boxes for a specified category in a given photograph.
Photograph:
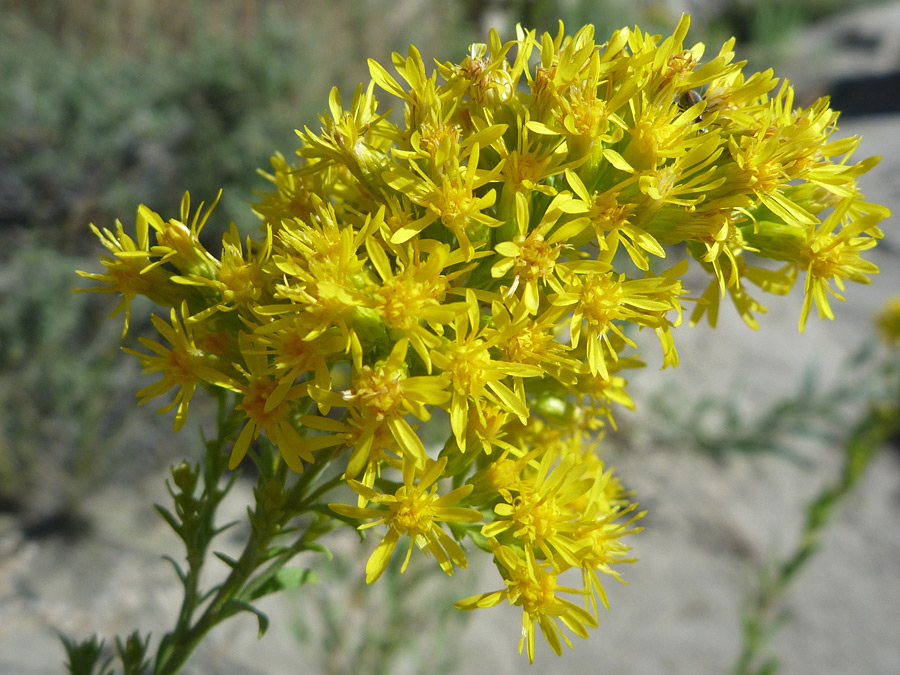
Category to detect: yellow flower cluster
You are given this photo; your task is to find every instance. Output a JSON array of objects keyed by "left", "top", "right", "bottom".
[{"left": 78, "top": 16, "right": 888, "bottom": 662}]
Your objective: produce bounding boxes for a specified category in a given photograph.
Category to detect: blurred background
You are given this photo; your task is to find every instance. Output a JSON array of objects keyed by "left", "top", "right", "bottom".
[{"left": 1, "top": 1, "right": 898, "bottom": 673}]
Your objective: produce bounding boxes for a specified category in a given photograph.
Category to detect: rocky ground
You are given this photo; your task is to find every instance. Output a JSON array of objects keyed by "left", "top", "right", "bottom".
[{"left": 2, "top": 4, "right": 899, "bottom": 674}]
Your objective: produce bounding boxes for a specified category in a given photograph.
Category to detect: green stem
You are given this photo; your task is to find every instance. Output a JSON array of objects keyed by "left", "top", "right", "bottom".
[
  {"left": 154, "top": 517, "right": 276, "bottom": 675},
  {"left": 151, "top": 414, "right": 346, "bottom": 674}
]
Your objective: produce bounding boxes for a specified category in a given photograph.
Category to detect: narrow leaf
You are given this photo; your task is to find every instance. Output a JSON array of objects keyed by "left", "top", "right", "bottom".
[
  {"left": 153, "top": 505, "right": 182, "bottom": 537},
  {"left": 214, "top": 551, "right": 240, "bottom": 569},
  {"left": 161, "top": 554, "right": 187, "bottom": 583},
  {"left": 249, "top": 568, "right": 320, "bottom": 601},
  {"left": 225, "top": 599, "right": 270, "bottom": 638}
]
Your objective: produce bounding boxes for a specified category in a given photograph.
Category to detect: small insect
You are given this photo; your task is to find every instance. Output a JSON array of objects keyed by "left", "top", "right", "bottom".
[
  {"left": 678, "top": 88, "right": 703, "bottom": 110},
  {"left": 676, "top": 89, "right": 708, "bottom": 129}
]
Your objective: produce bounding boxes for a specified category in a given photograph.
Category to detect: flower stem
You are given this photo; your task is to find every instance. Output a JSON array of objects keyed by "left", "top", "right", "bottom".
[{"left": 151, "top": 404, "right": 343, "bottom": 675}]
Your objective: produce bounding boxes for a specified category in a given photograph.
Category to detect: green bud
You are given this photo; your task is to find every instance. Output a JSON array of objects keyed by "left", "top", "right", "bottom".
[
  {"left": 350, "top": 306, "right": 390, "bottom": 351},
  {"left": 741, "top": 220, "right": 807, "bottom": 263},
  {"left": 171, "top": 461, "right": 198, "bottom": 495},
  {"left": 534, "top": 395, "right": 576, "bottom": 423}
]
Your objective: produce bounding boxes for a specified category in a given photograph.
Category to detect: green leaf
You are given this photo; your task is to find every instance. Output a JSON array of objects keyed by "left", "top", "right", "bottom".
[
  {"left": 262, "top": 545, "right": 292, "bottom": 561},
  {"left": 214, "top": 551, "right": 239, "bottom": 569},
  {"left": 57, "top": 632, "right": 114, "bottom": 675},
  {"left": 161, "top": 555, "right": 186, "bottom": 583},
  {"left": 464, "top": 524, "right": 492, "bottom": 554},
  {"left": 320, "top": 507, "right": 367, "bottom": 536},
  {"left": 199, "top": 583, "right": 225, "bottom": 605},
  {"left": 224, "top": 599, "right": 270, "bottom": 638},
  {"left": 114, "top": 630, "right": 152, "bottom": 675},
  {"left": 153, "top": 504, "right": 182, "bottom": 537},
  {"left": 303, "top": 542, "right": 331, "bottom": 559},
  {"left": 248, "top": 567, "right": 319, "bottom": 601},
  {"left": 213, "top": 519, "right": 240, "bottom": 537}
]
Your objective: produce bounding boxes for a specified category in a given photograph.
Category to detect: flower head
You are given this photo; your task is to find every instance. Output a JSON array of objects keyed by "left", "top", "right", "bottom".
[
  {"left": 79, "top": 14, "right": 888, "bottom": 662},
  {"left": 229, "top": 334, "right": 314, "bottom": 472},
  {"left": 455, "top": 542, "right": 598, "bottom": 663},
  {"left": 125, "top": 303, "right": 237, "bottom": 431},
  {"left": 330, "top": 455, "right": 482, "bottom": 583}
]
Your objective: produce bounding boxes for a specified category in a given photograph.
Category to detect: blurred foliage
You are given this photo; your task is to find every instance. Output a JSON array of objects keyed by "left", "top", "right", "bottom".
[
  {"left": 0, "top": 240, "right": 162, "bottom": 519},
  {"left": 0, "top": 0, "right": 471, "bottom": 250},
  {"left": 641, "top": 343, "right": 883, "bottom": 463},
  {"left": 732, "top": 347, "right": 900, "bottom": 674},
  {"left": 291, "top": 531, "right": 474, "bottom": 675},
  {"left": 708, "top": 0, "right": 887, "bottom": 45}
]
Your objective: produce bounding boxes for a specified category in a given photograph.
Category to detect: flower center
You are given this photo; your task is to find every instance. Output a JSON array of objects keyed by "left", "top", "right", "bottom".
[
  {"left": 392, "top": 485, "right": 435, "bottom": 533},
  {"left": 581, "top": 275, "right": 623, "bottom": 326},
  {"left": 238, "top": 377, "right": 283, "bottom": 426}
]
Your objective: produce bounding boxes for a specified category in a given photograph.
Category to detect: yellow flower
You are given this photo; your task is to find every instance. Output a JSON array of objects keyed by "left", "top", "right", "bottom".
[
  {"left": 330, "top": 455, "right": 482, "bottom": 583},
  {"left": 552, "top": 260, "right": 686, "bottom": 379},
  {"left": 125, "top": 303, "right": 237, "bottom": 432},
  {"left": 80, "top": 15, "right": 892, "bottom": 661},
  {"left": 338, "top": 338, "right": 450, "bottom": 478},
  {"left": 797, "top": 197, "right": 883, "bottom": 331},
  {"left": 229, "top": 334, "right": 314, "bottom": 472},
  {"left": 455, "top": 542, "right": 597, "bottom": 663},
  {"left": 578, "top": 514, "right": 642, "bottom": 617},
  {"left": 368, "top": 44, "right": 442, "bottom": 140},
  {"left": 431, "top": 291, "right": 542, "bottom": 452},
  {"left": 174, "top": 223, "right": 273, "bottom": 323},
  {"left": 490, "top": 299, "right": 580, "bottom": 386},
  {"left": 482, "top": 451, "right": 595, "bottom": 568},
  {"left": 634, "top": 132, "right": 726, "bottom": 213},
  {"left": 491, "top": 191, "right": 582, "bottom": 313},
  {"left": 703, "top": 67, "right": 778, "bottom": 128},
  {"left": 298, "top": 82, "right": 391, "bottom": 188},
  {"left": 76, "top": 209, "right": 177, "bottom": 336},
  {"left": 145, "top": 191, "right": 219, "bottom": 278},
  {"left": 528, "top": 24, "right": 633, "bottom": 160},
  {"left": 689, "top": 254, "right": 796, "bottom": 330},
  {"left": 495, "top": 111, "right": 576, "bottom": 197},
  {"left": 568, "top": 351, "right": 643, "bottom": 429},
  {"left": 268, "top": 202, "right": 374, "bottom": 345},
  {"left": 253, "top": 152, "right": 327, "bottom": 229},
  {"left": 253, "top": 315, "right": 345, "bottom": 393},
  {"left": 364, "top": 238, "right": 468, "bottom": 368},
  {"left": 384, "top": 142, "right": 504, "bottom": 259},
  {"left": 562, "top": 169, "right": 661, "bottom": 271},
  {"left": 438, "top": 30, "right": 531, "bottom": 107}
]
